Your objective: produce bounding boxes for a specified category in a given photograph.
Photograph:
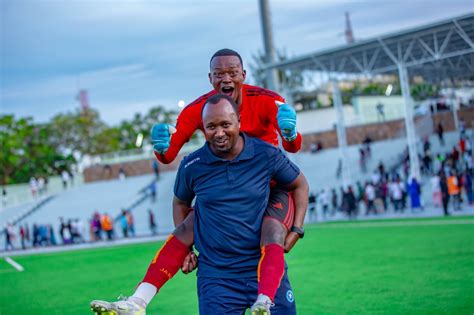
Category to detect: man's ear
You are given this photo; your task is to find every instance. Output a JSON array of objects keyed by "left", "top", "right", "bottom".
[
  {"left": 242, "top": 69, "right": 247, "bottom": 81},
  {"left": 208, "top": 72, "right": 212, "bottom": 84}
]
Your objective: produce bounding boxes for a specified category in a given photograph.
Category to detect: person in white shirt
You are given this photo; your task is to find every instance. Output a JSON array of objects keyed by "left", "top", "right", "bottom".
[{"left": 430, "top": 174, "right": 441, "bottom": 207}]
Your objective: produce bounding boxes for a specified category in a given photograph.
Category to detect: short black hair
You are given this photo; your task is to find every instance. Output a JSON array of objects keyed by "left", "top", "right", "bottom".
[
  {"left": 202, "top": 94, "right": 239, "bottom": 117},
  {"left": 209, "top": 49, "right": 243, "bottom": 68}
]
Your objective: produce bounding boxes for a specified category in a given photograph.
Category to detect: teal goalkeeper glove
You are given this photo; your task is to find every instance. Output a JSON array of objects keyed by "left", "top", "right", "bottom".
[
  {"left": 276, "top": 101, "right": 297, "bottom": 142},
  {"left": 151, "top": 124, "right": 176, "bottom": 154}
]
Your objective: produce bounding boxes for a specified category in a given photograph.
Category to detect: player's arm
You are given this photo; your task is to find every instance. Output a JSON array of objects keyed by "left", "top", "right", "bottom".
[
  {"left": 152, "top": 105, "right": 202, "bottom": 164},
  {"left": 284, "top": 172, "right": 309, "bottom": 252},
  {"left": 173, "top": 162, "right": 198, "bottom": 273},
  {"left": 269, "top": 97, "right": 302, "bottom": 153},
  {"left": 172, "top": 196, "right": 192, "bottom": 227},
  {"left": 271, "top": 148, "right": 309, "bottom": 252}
]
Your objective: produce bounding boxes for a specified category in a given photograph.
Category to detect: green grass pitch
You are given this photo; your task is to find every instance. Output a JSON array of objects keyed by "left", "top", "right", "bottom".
[{"left": 1, "top": 216, "right": 473, "bottom": 314}]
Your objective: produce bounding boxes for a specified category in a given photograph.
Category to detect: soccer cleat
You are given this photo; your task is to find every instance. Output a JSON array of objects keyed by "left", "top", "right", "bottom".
[
  {"left": 250, "top": 294, "right": 274, "bottom": 315},
  {"left": 90, "top": 296, "right": 146, "bottom": 315}
]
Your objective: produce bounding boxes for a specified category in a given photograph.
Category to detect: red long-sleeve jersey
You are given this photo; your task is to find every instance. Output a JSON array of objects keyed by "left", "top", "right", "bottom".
[{"left": 155, "top": 84, "right": 303, "bottom": 164}]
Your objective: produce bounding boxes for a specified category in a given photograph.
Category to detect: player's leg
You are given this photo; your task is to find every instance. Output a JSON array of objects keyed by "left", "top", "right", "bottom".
[
  {"left": 90, "top": 211, "right": 195, "bottom": 314},
  {"left": 252, "top": 187, "right": 293, "bottom": 314},
  {"left": 266, "top": 269, "right": 297, "bottom": 315},
  {"left": 250, "top": 268, "right": 296, "bottom": 315}
]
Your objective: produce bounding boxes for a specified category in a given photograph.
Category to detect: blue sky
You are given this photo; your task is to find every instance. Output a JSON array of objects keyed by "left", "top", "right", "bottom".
[{"left": 1, "top": 0, "right": 472, "bottom": 125}]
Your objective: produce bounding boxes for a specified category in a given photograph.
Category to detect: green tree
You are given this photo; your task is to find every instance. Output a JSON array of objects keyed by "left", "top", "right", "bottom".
[{"left": 0, "top": 115, "right": 71, "bottom": 184}]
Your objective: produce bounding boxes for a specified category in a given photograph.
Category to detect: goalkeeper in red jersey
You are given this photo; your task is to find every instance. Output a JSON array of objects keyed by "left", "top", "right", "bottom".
[{"left": 90, "top": 49, "right": 305, "bottom": 315}]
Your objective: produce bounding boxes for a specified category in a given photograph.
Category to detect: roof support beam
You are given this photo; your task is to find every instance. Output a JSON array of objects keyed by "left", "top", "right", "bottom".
[{"left": 453, "top": 19, "right": 474, "bottom": 48}]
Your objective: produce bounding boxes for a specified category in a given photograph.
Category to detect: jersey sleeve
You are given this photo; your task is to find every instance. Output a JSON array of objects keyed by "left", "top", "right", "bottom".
[
  {"left": 154, "top": 103, "right": 203, "bottom": 164},
  {"left": 267, "top": 95, "right": 303, "bottom": 153},
  {"left": 271, "top": 148, "right": 301, "bottom": 185},
  {"left": 173, "top": 160, "right": 195, "bottom": 202}
]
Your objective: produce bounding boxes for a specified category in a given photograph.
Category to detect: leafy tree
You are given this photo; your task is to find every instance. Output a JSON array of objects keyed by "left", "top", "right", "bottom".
[{"left": 0, "top": 115, "right": 71, "bottom": 184}]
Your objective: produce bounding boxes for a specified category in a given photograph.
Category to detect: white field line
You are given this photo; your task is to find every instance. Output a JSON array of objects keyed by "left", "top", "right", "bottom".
[
  {"left": 312, "top": 219, "right": 474, "bottom": 229},
  {"left": 4, "top": 256, "right": 24, "bottom": 272}
]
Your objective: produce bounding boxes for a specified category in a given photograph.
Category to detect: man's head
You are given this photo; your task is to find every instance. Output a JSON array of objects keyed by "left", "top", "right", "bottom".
[
  {"left": 209, "top": 49, "right": 246, "bottom": 105},
  {"left": 202, "top": 94, "right": 241, "bottom": 157}
]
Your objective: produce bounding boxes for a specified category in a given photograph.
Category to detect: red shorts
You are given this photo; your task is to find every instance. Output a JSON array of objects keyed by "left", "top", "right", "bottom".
[{"left": 264, "top": 186, "right": 295, "bottom": 230}]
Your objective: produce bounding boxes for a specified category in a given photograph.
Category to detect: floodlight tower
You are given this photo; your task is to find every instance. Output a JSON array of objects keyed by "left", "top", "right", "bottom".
[
  {"left": 345, "top": 12, "right": 355, "bottom": 44},
  {"left": 259, "top": 0, "right": 279, "bottom": 92},
  {"left": 76, "top": 89, "right": 90, "bottom": 114}
]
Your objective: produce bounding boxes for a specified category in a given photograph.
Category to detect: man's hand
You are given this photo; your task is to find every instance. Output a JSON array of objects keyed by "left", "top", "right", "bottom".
[
  {"left": 283, "top": 232, "right": 300, "bottom": 253},
  {"left": 151, "top": 124, "right": 176, "bottom": 154},
  {"left": 181, "top": 251, "right": 198, "bottom": 274},
  {"left": 276, "top": 101, "right": 297, "bottom": 142}
]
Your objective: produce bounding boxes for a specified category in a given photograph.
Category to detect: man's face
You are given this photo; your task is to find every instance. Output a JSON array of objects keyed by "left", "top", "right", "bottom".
[
  {"left": 209, "top": 55, "right": 246, "bottom": 105},
  {"left": 202, "top": 99, "right": 240, "bottom": 156}
]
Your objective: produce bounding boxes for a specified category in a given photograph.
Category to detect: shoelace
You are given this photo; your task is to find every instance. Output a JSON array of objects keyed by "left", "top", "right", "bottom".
[{"left": 117, "top": 294, "right": 128, "bottom": 302}]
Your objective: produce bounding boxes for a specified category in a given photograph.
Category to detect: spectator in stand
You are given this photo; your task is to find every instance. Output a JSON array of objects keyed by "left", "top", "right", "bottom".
[
  {"left": 148, "top": 209, "right": 157, "bottom": 235},
  {"left": 408, "top": 177, "right": 422, "bottom": 212},
  {"left": 149, "top": 181, "right": 157, "bottom": 203},
  {"left": 336, "top": 159, "right": 342, "bottom": 179},
  {"left": 423, "top": 137, "right": 431, "bottom": 153},
  {"left": 308, "top": 192, "right": 317, "bottom": 221},
  {"left": 4, "top": 223, "right": 15, "bottom": 251},
  {"left": 431, "top": 172, "right": 442, "bottom": 208},
  {"left": 101, "top": 213, "right": 114, "bottom": 240},
  {"left": 331, "top": 188, "right": 338, "bottom": 215},
  {"left": 48, "top": 225, "right": 57, "bottom": 246},
  {"left": 152, "top": 160, "right": 160, "bottom": 179},
  {"left": 371, "top": 170, "right": 381, "bottom": 186},
  {"left": 389, "top": 177, "right": 404, "bottom": 212},
  {"left": 451, "top": 146, "right": 460, "bottom": 169},
  {"left": 37, "top": 176, "right": 46, "bottom": 196},
  {"left": 61, "top": 170, "right": 70, "bottom": 189},
  {"left": 422, "top": 151, "right": 433, "bottom": 175},
  {"left": 463, "top": 151, "right": 472, "bottom": 174},
  {"left": 59, "top": 218, "right": 67, "bottom": 244},
  {"left": 118, "top": 167, "right": 126, "bottom": 181},
  {"left": 437, "top": 122, "right": 445, "bottom": 146},
  {"left": 459, "top": 136, "right": 466, "bottom": 155},
  {"left": 440, "top": 172, "right": 450, "bottom": 216},
  {"left": 127, "top": 211, "right": 135, "bottom": 237},
  {"left": 319, "top": 189, "right": 330, "bottom": 218},
  {"left": 120, "top": 210, "right": 129, "bottom": 238},
  {"left": 2, "top": 186, "right": 8, "bottom": 207},
  {"left": 380, "top": 178, "right": 389, "bottom": 211},
  {"left": 378, "top": 161, "right": 386, "bottom": 178},
  {"left": 462, "top": 170, "right": 473, "bottom": 206},
  {"left": 447, "top": 170, "right": 461, "bottom": 211},
  {"left": 19, "top": 225, "right": 26, "bottom": 249},
  {"left": 363, "top": 135, "right": 372, "bottom": 159},
  {"left": 344, "top": 186, "right": 357, "bottom": 219},
  {"left": 32, "top": 224, "right": 39, "bottom": 247},
  {"left": 459, "top": 118, "right": 466, "bottom": 137},
  {"left": 359, "top": 147, "right": 367, "bottom": 173},
  {"left": 29, "top": 177, "right": 38, "bottom": 198},
  {"left": 355, "top": 181, "right": 365, "bottom": 214},
  {"left": 43, "top": 176, "right": 49, "bottom": 194},
  {"left": 91, "top": 212, "right": 102, "bottom": 241},
  {"left": 365, "top": 182, "right": 376, "bottom": 215}
]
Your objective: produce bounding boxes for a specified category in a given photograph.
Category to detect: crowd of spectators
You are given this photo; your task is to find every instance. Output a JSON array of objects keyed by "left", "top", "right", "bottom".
[
  {"left": 309, "top": 127, "right": 473, "bottom": 220},
  {"left": 2, "top": 208, "right": 160, "bottom": 251}
]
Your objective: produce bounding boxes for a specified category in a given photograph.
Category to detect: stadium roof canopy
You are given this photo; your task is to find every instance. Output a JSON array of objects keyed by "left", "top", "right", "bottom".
[{"left": 262, "top": 13, "right": 474, "bottom": 80}]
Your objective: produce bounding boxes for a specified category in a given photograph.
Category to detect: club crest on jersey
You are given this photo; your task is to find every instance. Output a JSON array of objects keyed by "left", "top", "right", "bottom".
[{"left": 286, "top": 290, "right": 295, "bottom": 303}]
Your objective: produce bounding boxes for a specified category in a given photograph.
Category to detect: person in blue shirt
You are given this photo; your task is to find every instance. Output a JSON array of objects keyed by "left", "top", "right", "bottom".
[
  {"left": 173, "top": 94, "right": 308, "bottom": 314},
  {"left": 90, "top": 94, "right": 308, "bottom": 315}
]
